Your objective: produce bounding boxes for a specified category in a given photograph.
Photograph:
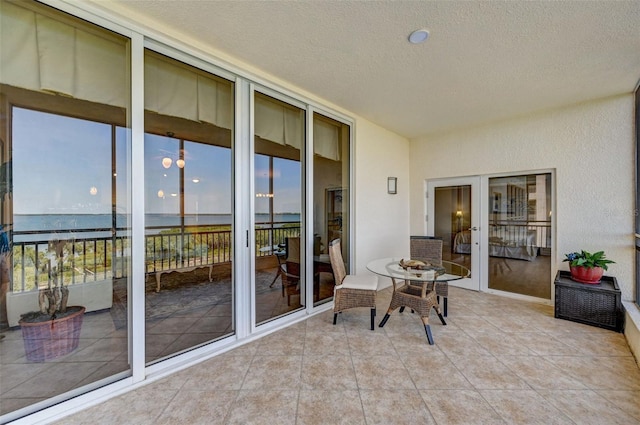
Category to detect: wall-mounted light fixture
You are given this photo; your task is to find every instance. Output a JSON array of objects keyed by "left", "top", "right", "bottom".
[{"left": 387, "top": 177, "right": 397, "bottom": 194}]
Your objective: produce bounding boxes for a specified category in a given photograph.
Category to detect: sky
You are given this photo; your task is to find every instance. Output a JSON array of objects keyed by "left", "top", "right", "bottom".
[{"left": 11, "top": 107, "right": 301, "bottom": 220}]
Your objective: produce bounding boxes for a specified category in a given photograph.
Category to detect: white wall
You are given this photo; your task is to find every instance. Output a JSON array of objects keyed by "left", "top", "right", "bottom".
[
  {"left": 410, "top": 95, "right": 635, "bottom": 300},
  {"left": 353, "top": 119, "right": 410, "bottom": 286}
]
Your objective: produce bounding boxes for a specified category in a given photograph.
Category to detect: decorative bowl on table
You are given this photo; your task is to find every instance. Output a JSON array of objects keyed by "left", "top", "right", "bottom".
[
  {"left": 398, "top": 259, "right": 444, "bottom": 279},
  {"left": 398, "top": 259, "right": 430, "bottom": 277},
  {"left": 398, "top": 259, "right": 430, "bottom": 270}
]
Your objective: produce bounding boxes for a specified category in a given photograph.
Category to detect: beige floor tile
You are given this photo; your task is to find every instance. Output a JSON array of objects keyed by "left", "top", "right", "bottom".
[
  {"left": 181, "top": 355, "right": 253, "bottom": 390},
  {"left": 553, "top": 330, "right": 633, "bottom": 357},
  {"left": 508, "top": 331, "right": 577, "bottom": 356},
  {"left": 537, "top": 389, "right": 640, "bottom": 425},
  {"left": 433, "top": 331, "right": 492, "bottom": 356},
  {"left": 352, "top": 355, "right": 413, "bottom": 390},
  {"left": 155, "top": 390, "right": 237, "bottom": 425},
  {"left": 257, "top": 329, "right": 306, "bottom": 356},
  {"left": 447, "top": 315, "right": 501, "bottom": 334},
  {"left": 304, "top": 331, "right": 350, "bottom": 356},
  {"left": 347, "top": 331, "right": 397, "bottom": 356},
  {"left": 543, "top": 356, "right": 640, "bottom": 390},
  {"left": 305, "top": 313, "right": 345, "bottom": 334},
  {"left": 301, "top": 354, "right": 358, "bottom": 390},
  {"left": 241, "top": 355, "right": 302, "bottom": 390},
  {"left": 57, "top": 386, "right": 178, "bottom": 425},
  {"left": 597, "top": 390, "right": 640, "bottom": 422},
  {"left": 225, "top": 389, "right": 298, "bottom": 425},
  {"left": 360, "top": 389, "right": 435, "bottom": 425},
  {"left": 495, "top": 355, "right": 588, "bottom": 390},
  {"left": 388, "top": 333, "right": 446, "bottom": 356},
  {"left": 420, "top": 389, "right": 506, "bottom": 425},
  {"left": 447, "top": 355, "right": 530, "bottom": 390},
  {"left": 297, "top": 389, "right": 365, "bottom": 425},
  {"left": 466, "top": 331, "right": 533, "bottom": 356},
  {"left": 480, "top": 389, "right": 574, "bottom": 424},
  {"left": 403, "top": 354, "right": 473, "bottom": 390},
  {"left": 483, "top": 315, "right": 545, "bottom": 333},
  {"left": 18, "top": 283, "right": 640, "bottom": 425}
]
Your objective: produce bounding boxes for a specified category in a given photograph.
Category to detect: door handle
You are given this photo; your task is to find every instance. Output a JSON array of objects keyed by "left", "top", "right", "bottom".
[{"left": 468, "top": 227, "right": 478, "bottom": 231}]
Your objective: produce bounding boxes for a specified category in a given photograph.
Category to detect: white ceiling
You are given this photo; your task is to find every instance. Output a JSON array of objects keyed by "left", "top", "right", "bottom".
[{"left": 104, "top": 0, "right": 640, "bottom": 139}]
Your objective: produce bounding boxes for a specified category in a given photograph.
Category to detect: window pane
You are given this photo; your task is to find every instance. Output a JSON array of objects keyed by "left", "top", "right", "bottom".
[
  {"left": 487, "top": 173, "right": 552, "bottom": 299},
  {"left": 312, "top": 113, "right": 350, "bottom": 306},
  {"left": 144, "top": 50, "right": 235, "bottom": 363},
  {"left": 254, "top": 92, "right": 304, "bottom": 323},
  {"left": 0, "top": 0, "right": 131, "bottom": 416}
]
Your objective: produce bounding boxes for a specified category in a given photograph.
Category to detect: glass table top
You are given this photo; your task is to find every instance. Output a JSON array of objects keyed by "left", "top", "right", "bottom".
[{"left": 366, "top": 257, "right": 470, "bottom": 282}]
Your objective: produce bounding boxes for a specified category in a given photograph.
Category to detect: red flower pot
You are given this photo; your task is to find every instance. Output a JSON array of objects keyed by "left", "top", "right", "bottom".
[{"left": 569, "top": 266, "right": 604, "bottom": 284}]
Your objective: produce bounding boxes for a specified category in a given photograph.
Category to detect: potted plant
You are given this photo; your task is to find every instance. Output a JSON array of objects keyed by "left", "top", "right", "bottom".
[
  {"left": 18, "top": 240, "right": 85, "bottom": 362},
  {"left": 563, "top": 250, "right": 615, "bottom": 284}
]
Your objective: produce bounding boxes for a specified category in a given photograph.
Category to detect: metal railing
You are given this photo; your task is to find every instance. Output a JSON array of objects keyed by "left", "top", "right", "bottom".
[
  {"left": 10, "top": 223, "right": 301, "bottom": 294},
  {"left": 487, "top": 220, "right": 551, "bottom": 251}
]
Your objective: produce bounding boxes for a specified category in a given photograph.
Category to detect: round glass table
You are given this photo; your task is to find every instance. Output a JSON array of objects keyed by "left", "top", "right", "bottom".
[
  {"left": 366, "top": 257, "right": 470, "bottom": 344},
  {"left": 366, "top": 257, "right": 470, "bottom": 284}
]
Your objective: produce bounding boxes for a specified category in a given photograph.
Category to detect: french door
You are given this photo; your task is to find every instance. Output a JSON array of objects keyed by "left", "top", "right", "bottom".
[{"left": 427, "top": 177, "right": 480, "bottom": 291}]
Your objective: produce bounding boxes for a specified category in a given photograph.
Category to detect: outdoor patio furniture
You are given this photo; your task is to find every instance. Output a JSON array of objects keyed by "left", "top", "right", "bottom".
[
  {"left": 378, "top": 273, "right": 447, "bottom": 345},
  {"left": 410, "top": 236, "right": 449, "bottom": 316},
  {"left": 281, "top": 237, "right": 301, "bottom": 305},
  {"left": 328, "top": 239, "right": 378, "bottom": 330}
]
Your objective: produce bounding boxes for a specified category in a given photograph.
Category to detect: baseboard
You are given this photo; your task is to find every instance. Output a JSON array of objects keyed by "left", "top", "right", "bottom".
[{"left": 622, "top": 301, "right": 640, "bottom": 366}]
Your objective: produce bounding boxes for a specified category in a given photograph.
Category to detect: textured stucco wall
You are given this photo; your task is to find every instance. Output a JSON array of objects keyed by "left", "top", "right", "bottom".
[
  {"left": 410, "top": 95, "right": 635, "bottom": 300},
  {"left": 353, "top": 118, "right": 410, "bottom": 278}
]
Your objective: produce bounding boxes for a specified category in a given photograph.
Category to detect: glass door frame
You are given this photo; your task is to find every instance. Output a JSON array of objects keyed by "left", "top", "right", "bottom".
[
  {"left": 426, "top": 176, "right": 481, "bottom": 291},
  {"left": 481, "top": 170, "right": 556, "bottom": 302}
]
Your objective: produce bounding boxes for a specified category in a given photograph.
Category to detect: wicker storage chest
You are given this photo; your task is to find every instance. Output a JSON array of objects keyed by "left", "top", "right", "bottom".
[{"left": 554, "top": 271, "right": 623, "bottom": 332}]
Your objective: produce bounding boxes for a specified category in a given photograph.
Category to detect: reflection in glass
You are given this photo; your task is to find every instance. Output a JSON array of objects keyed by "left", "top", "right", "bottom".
[
  {"left": 144, "top": 50, "right": 234, "bottom": 363},
  {"left": 313, "top": 113, "right": 350, "bottom": 306},
  {"left": 254, "top": 93, "right": 304, "bottom": 323},
  {"left": 435, "top": 185, "right": 471, "bottom": 271},
  {"left": 0, "top": 0, "right": 131, "bottom": 417},
  {"left": 487, "top": 174, "right": 552, "bottom": 298}
]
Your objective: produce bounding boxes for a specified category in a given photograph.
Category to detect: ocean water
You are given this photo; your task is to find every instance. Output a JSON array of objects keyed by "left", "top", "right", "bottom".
[{"left": 12, "top": 213, "right": 300, "bottom": 242}]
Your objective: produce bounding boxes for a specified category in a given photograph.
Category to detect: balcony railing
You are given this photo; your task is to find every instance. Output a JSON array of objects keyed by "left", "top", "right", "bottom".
[
  {"left": 9, "top": 223, "right": 301, "bottom": 294},
  {"left": 488, "top": 220, "right": 552, "bottom": 251}
]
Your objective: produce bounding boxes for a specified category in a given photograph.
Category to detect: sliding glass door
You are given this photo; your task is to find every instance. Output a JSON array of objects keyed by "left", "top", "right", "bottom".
[
  {"left": 144, "top": 50, "right": 235, "bottom": 363},
  {"left": 253, "top": 92, "right": 305, "bottom": 324},
  {"left": 312, "top": 112, "right": 351, "bottom": 306}
]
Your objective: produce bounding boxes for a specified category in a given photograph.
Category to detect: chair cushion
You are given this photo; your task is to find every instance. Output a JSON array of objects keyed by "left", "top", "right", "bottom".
[{"left": 337, "top": 274, "right": 378, "bottom": 291}]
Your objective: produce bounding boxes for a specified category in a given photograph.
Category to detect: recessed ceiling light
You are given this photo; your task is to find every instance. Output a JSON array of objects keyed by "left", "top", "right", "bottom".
[{"left": 408, "top": 29, "right": 429, "bottom": 44}]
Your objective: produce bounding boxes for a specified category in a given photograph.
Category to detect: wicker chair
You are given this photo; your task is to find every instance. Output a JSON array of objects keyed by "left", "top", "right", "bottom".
[
  {"left": 328, "top": 239, "right": 378, "bottom": 330},
  {"left": 378, "top": 276, "right": 447, "bottom": 345},
  {"left": 280, "top": 237, "right": 301, "bottom": 306},
  {"left": 410, "top": 236, "right": 449, "bottom": 316}
]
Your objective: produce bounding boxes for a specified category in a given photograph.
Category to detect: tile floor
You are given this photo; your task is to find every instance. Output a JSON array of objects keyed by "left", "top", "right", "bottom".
[{"left": 57, "top": 285, "right": 640, "bottom": 425}]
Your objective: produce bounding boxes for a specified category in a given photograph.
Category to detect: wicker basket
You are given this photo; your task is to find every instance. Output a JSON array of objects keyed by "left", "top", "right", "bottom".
[
  {"left": 19, "top": 306, "right": 85, "bottom": 362},
  {"left": 554, "top": 271, "right": 623, "bottom": 332}
]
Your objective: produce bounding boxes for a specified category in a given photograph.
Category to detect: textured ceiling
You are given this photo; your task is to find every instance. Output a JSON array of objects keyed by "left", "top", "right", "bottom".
[{"left": 101, "top": 0, "right": 640, "bottom": 139}]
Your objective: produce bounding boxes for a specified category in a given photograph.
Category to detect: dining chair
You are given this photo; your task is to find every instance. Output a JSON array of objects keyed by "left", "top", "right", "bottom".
[
  {"left": 328, "top": 239, "right": 378, "bottom": 330},
  {"left": 378, "top": 274, "right": 447, "bottom": 345},
  {"left": 280, "top": 236, "right": 301, "bottom": 305},
  {"left": 409, "top": 236, "right": 449, "bottom": 316}
]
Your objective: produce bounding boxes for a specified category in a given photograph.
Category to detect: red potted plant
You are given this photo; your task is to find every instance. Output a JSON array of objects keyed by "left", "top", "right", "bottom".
[{"left": 563, "top": 250, "right": 615, "bottom": 284}]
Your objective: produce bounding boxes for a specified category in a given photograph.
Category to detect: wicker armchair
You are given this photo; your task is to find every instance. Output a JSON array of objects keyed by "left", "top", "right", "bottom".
[
  {"left": 280, "top": 237, "right": 301, "bottom": 306},
  {"left": 378, "top": 275, "right": 447, "bottom": 344},
  {"left": 410, "top": 236, "right": 449, "bottom": 316},
  {"left": 328, "top": 239, "right": 378, "bottom": 330}
]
